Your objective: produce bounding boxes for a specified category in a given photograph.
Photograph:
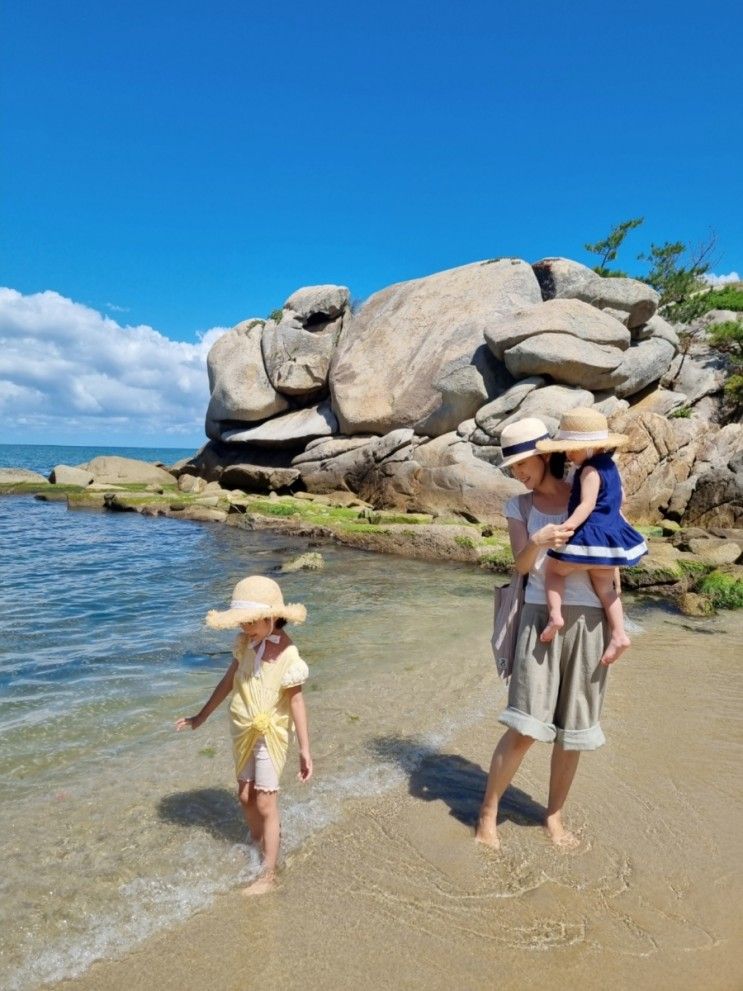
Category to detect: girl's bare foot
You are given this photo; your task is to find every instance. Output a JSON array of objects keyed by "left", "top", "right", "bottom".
[
  {"left": 475, "top": 813, "right": 501, "bottom": 849},
  {"left": 539, "top": 617, "right": 564, "bottom": 644},
  {"left": 601, "top": 633, "right": 631, "bottom": 665},
  {"left": 544, "top": 813, "right": 580, "bottom": 850},
  {"left": 241, "top": 870, "right": 276, "bottom": 896}
]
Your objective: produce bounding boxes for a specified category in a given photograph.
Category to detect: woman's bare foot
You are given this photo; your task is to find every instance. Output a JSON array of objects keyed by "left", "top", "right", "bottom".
[
  {"left": 241, "top": 870, "right": 276, "bottom": 896},
  {"left": 544, "top": 813, "right": 580, "bottom": 850},
  {"left": 601, "top": 632, "right": 631, "bottom": 665},
  {"left": 475, "top": 813, "right": 501, "bottom": 849},
  {"left": 539, "top": 617, "right": 564, "bottom": 644}
]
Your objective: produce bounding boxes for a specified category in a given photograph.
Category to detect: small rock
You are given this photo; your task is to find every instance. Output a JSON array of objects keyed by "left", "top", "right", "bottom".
[
  {"left": 178, "top": 473, "right": 207, "bottom": 494},
  {"left": 660, "top": 520, "right": 681, "bottom": 536},
  {"left": 49, "top": 464, "right": 94, "bottom": 486},
  {"left": 280, "top": 552, "right": 325, "bottom": 573},
  {"left": 677, "top": 592, "right": 716, "bottom": 617}
]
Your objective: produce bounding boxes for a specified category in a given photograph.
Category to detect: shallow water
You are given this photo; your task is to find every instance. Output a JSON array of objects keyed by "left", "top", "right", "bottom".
[{"left": 0, "top": 496, "right": 498, "bottom": 989}]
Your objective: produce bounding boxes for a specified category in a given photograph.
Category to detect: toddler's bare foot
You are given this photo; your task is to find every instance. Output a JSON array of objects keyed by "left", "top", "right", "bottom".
[
  {"left": 544, "top": 814, "right": 579, "bottom": 850},
  {"left": 475, "top": 813, "right": 501, "bottom": 850},
  {"left": 241, "top": 870, "right": 276, "bottom": 896},
  {"left": 539, "top": 618, "right": 563, "bottom": 644},
  {"left": 601, "top": 633, "right": 631, "bottom": 665}
]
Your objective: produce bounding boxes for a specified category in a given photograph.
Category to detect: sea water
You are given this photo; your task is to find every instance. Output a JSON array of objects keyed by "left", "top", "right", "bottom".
[{"left": 0, "top": 491, "right": 500, "bottom": 989}]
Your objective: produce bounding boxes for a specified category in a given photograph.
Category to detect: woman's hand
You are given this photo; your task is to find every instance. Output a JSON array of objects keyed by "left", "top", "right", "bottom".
[
  {"left": 533, "top": 523, "right": 574, "bottom": 549},
  {"left": 175, "top": 713, "right": 204, "bottom": 731},
  {"left": 297, "top": 750, "right": 313, "bottom": 782}
]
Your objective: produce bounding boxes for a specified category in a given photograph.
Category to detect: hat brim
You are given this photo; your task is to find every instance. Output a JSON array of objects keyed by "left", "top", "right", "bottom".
[
  {"left": 536, "top": 433, "right": 628, "bottom": 453},
  {"left": 499, "top": 447, "right": 547, "bottom": 469},
  {"left": 205, "top": 602, "right": 307, "bottom": 630}
]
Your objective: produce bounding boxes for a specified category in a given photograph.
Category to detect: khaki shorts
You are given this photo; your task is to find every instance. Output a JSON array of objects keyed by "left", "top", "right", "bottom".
[
  {"left": 499, "top": 603, "right": 609, "bottom": 751},
  {"left": 237, "top": 737, "right": 280, "bottom": 792}
]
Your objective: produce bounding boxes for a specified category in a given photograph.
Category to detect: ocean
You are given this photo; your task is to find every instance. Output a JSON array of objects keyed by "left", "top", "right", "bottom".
[
  {"left": 0, "top": 465, "right": 498, "bottom": 990},
  {"left": 0, "top": 443, "right": 196, "bottom": 476}
]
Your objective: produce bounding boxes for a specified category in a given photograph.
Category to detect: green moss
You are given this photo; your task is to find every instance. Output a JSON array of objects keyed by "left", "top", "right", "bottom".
[
  {"left": 266, "top": 308, "right": 284, "bottom": 323},
  {"left": 198, "top": 746, "right": 216, "bottom": 758},
  {"left": 699, "top": 571, "right": 743, "bottom": 609},
  {"left": 678, "top": 559, "right": 713, "bottom": 580},
  {"left": 248, "top": 500, "right": 298, "bottom": 517},
  {"left": 454, "top": 535, "right": 476, "bottom": 550},
  {"left": 668, "top": 405, "right": 692, "bottom": 419}
]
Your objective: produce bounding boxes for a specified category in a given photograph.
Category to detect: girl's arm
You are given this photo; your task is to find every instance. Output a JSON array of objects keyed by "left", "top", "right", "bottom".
[
  {"left": 508, "top": 517, "right": 575, "bottom": 576},
  {"left": 562, "top": 466, "right": 600, "bottom": 530},
  {"left": 287, "top": 686, "right": 313, "bottom": 782},
  {"left": 175, "top": 658, "right": 238, "bottom": 731}
]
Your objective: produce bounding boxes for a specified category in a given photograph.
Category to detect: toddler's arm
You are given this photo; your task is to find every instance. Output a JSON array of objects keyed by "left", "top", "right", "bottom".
[
  {"left": 287, "top": 686, "right": 313, "bottom": 782},
  {"left": 175, "top": 658, "right": 238, "bottom": 731},
  {"left": 563, "top": 466, "right": 600, "bottom": 530}
]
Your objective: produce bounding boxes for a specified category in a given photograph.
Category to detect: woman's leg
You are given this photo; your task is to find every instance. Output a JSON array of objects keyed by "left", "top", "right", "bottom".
[
  {"left": 476, "top": 729, "right": 534, "bottom": 848},
  {"left": 540, "top": 558, "right": 571, "bottom": 643},
  {"left": 545, "top": 744, "right": 581, "bottom": 848},
  {"left": 588, "top": 567, "right": 630, "bottom": 665}
]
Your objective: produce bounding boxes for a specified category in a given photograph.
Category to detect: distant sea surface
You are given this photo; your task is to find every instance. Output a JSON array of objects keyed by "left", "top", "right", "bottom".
[{"left": 0, "top": 443, "right": 196, "bottom": 475}]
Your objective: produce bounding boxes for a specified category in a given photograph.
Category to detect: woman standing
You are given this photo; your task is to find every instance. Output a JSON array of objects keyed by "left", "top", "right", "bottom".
[{"left": 476, "top": 417, "right": 614, "bottom": 850}]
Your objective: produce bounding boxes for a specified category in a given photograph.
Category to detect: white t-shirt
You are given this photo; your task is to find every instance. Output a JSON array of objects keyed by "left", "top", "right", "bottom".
[{"left": 504, "top": 496, "right": 602, "bottom": 608}]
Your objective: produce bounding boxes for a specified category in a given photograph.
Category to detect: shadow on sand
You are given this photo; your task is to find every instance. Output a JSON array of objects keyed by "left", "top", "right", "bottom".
[
  {"left": 371, "top": 735, "right": 545, "bottom": 830},
  {"left": 158, "top": 787, "right": 244, "bottom": 844}
]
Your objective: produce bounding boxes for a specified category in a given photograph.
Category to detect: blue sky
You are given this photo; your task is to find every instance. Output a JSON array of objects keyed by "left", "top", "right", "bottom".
[{"left": 1, "top": 0, "right": 741, "bottom": 445}]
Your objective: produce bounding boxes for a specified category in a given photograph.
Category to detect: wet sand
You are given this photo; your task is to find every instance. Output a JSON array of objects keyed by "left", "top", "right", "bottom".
[{"left": 51, "top": 607, "right": 743, "bottom": 991}]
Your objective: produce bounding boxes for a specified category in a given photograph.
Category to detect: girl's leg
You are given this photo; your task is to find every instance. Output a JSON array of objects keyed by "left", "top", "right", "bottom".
[
  {"left": 242, "top": 791, "right": 280, "bottom": 896},
  {"left": 588, "top": 568, "right": 631, "bottom": 665},
  {"left": 237, "top": 779, "right": 263, "bottom": 845},
  {"left": 476, "top": 729, "right": 534, "bottom": 848},
  {"left": 545, "top": 744, "right": 580, "bottom": 849},
  {"left": 540, "top": 558, "right": 572, "bottom": 643}
]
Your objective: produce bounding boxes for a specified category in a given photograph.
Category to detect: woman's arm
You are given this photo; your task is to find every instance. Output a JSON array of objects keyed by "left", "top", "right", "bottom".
[
  {"left": 287, "top": 687, "right": 313, "bottom": 782},
  {"left": 508, "top": 518, "right": 575, "bottom": 576},
  {"left": 175, "top": 658, "right": 238, "bottom": 731},
  {"left": 562, "top": 467, "right": 600, "bottom": 531}
]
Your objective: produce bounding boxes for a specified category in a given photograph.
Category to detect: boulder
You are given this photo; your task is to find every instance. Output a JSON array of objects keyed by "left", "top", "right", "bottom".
[
  {"left": 629, "top": 387, "right": 688, "bottom": 417},
  {"left": 49, "top": 465, "right": 93, "bottom": 486},
  {"left": 220, "top": 463, "right": 301, "bottom": 494},
  {"left": 330, "top": 258, "right": 542, "bottom": 434},
  {"left": 532, "top": 257, "right": 659, "bottom": 328},
  {"left": 683, "top": 451, "right": 743, "bottom": 528},
  {"left": 177, "top": 473, "right": 207, "bottom": 494},
  {"left": 205, "top": 320, "right": 289, "bottom": 441},
  {"left": 80, "top": 456, "right": 175, "bottom": 486},
  {"left": 475, "top": 377, "right": 545, "bottom": 431},
  {"left": 503, "top": 333, "right": 626, "bottom": 390},
  {"left": 262, "top": 310, "right": 343, "bottom": 397},
  {"left": 592, "top": 394, "right": 630, "bottom": 417},
  {"left": 612, "top": 411, "right": 687, "bottom": 522},
  {"left": 292, "top": 435, "right": 376, "bottom": 466},
  {"left": 686, "top": 537, "right": 741, "bottom": 566},
  {"left": 280, "top": 552, "right": 325, "bottom": 573},
  {"left": 283, "top": 285, "right": 349, "bottom": 321},
  {"left": 612, "top": 337, "right": 677, "bottom": 398},
  {"left": 662, "top": 341, "right": 728, "bottom": 407},
  {"left": 414, "top": 346, "right": 512, "bottom": 436},
  {"left": 496, "top": 384, "right": 595, "bottom": 436},
  {"left": 632, "top": 313, "right": 680, "bottom": 348},
  {"left": 485, "top": 298, "right": 630, "bottom": 360},
  {"left": 0, "top": 468, "right": 49, "bottom": 485},
  {"left": 221, "top": 400, "right": 338, "bottom": 447}
]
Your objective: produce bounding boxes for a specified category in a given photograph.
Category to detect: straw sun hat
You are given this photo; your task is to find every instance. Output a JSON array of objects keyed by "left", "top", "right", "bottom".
[
  {"left": 206, "top": 575, "right": 307, "bottom": 630},
  {"left": 536, "top": 407, "right": 629, "bottom": 453},
  {"left": 499, "top": 417, "right": 552, "bottom": 469}
]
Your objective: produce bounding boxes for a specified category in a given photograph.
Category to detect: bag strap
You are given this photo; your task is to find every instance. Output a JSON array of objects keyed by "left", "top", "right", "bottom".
[{"left": 516, "top": 491, "right": 533, "bottom": 525}]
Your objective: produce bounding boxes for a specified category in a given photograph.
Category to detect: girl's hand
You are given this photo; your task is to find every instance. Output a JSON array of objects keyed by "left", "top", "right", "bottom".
[
  {"left": 298, "top": 751, "right": 313, "bottom": 783},
  {"left": 534, "top": 523, "right": 574, "bottom": 549},
  {"left": 175, "top": 714, "right": 204, "bottom": 731}
]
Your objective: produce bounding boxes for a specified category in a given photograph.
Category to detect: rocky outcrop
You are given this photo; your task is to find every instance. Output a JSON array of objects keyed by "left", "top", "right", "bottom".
[
  {"left": 79, "top": 456, "right": 175, "bottom": 486},
  {"left": 49, "top": 465, "right": 94, "bottom": 486},
  {"left": 221, "top": 400, "right": 338, "bottom": 447},
  {"left": 0, "top": 468, "right": 49, "bottom": 484}
]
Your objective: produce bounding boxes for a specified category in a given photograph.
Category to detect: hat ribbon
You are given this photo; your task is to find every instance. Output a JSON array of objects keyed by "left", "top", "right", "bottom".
[
  {"left": 555, "top": 429, "right": 608, "bottom": 441},
  {"left": 230, "top": 598, "right": 273, "bottom": 610},
  {"left": 251, "top": 633, "right": 281, "bottom": 676},
  {"left": 502, "top": 433, "right": 549, "bottom": 457}
]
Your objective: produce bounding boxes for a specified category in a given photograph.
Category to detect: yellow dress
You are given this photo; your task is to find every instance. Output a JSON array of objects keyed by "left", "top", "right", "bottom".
[{"left": 228, "top": 634, "right": 309, "bottom": 780}]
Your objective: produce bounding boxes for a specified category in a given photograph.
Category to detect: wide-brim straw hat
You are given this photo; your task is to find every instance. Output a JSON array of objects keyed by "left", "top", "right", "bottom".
[
  {"left": 499, "top": 417, "right": 552, "bottom": 469},
  {"left": 206, "top": 575, "right": 307, "bottom": 630},
  {"left": 536, "top": 407, "right": 629, "bottom": 453}
]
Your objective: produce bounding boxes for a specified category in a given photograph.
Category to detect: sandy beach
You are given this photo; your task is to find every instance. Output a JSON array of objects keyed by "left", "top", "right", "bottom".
[{"left": 52, "top": 607, "right": 743, "bottom": 991}]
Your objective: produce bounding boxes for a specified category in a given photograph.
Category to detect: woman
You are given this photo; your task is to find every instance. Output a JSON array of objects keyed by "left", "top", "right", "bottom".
[{"left": 476, "top": 417, "right": 614, "bottom": 850}]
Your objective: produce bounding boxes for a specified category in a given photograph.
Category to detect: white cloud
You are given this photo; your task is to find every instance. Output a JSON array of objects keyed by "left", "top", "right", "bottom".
[
  {"left": 703, "top": 271, "right": 740, "bottom": 287},
  {"left": 0, "top": 288, "right": 230, "bottom": 445}
]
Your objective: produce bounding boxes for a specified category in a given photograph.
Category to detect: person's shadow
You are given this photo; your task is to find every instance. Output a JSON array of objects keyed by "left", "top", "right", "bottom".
[
  {"left": 158, "top": 787, "right": 245, "bottom": 843},
  {"left": 371, "top": 736, "right": 545, "bottom": 829}
]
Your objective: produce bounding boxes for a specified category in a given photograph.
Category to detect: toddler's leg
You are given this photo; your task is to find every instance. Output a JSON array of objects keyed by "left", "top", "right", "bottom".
[
  {"left": 540, "top": 558, "right": 570, "bottom": 643},
  {"left": 589, "top": 568, "right": 631, "bottom": 665},
  {"left": 237, "top": 779, "right": 263, "bottom": 844},
  {"left": 242, "top": 790, "right": 280, "bottom": 896}
]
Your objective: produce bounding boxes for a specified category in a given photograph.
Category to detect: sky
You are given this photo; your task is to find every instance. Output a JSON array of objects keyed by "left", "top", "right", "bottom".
[{"left": 1, "top": 0, "right": 741, "bottom": 447}]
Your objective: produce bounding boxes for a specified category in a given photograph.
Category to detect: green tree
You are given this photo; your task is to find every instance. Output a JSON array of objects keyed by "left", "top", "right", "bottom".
[
  {"left": 637, "top": 232, "right": 717, "bottom": 322},
  {"left": 584, "top": 217, "right": 644, "bottom": 277}
]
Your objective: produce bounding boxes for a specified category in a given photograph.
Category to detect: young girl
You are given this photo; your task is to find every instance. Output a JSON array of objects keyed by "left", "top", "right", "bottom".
[
  {"left": 176, "top": 575, "right": 312, "bottom": 896},
  {"left": 536, "top": 408, "right": 647, "bottom": 666}
]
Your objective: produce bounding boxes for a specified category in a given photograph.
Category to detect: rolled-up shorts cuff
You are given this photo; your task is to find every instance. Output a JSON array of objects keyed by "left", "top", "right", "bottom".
[
  {"left": 556, "top": 723, "right": 606, "bottom": 751},
  {"left": 499, "top": 706, "right": 556, "bottom": 743}
]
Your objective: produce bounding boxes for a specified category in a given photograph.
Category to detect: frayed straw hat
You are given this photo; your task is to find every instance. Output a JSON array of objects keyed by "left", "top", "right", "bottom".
[
  {"left": 206, "top": 575, "right": 307, "bottom": 630},
  {"left": 536, "top": 407, "right": 629, "bottom": 453},
  {"left": 499, "top": 417, "right": 552, "bottom": 469}
]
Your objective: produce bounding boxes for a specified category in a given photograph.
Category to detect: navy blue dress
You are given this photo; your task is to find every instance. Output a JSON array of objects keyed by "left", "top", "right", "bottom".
[{"left": 547, "top": 453, "right": 648, "bottom": 567}]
